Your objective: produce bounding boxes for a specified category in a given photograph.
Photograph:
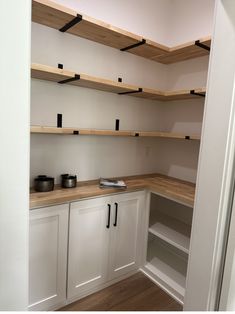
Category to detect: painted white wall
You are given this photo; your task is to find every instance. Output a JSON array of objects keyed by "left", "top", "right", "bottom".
[
  {"left": 0, "top": 0, "right": 30, "bottom": 310},
  {"left": 168, "top": 0, "right": 215, "bottom": 46},
  {"left": 184, "top": 0, "right": 235, "bottom": 310},
  {"left": 30, "top": 0, "right": 214, "bottom": 186}
]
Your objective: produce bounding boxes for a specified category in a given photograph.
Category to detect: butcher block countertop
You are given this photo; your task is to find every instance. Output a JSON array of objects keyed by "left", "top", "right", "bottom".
[{"left": 30, "top": 173, "right": 195, "bottom": 209}]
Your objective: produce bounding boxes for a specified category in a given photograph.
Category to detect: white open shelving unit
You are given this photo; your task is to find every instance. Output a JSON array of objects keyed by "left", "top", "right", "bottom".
[{"left": 142, "top": 192, "right": 193, "bottom": 304}]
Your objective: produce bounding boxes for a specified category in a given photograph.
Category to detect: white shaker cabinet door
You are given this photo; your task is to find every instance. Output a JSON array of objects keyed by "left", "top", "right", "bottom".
[
  {"left": 68, "top": 196, "right": 111, "bottom": 299},
  {"left": 29, "top": 204, "right": 69, "bottom": 311},
  {"left": 108, "top": 191, "right": 145, "bottom": 280}
]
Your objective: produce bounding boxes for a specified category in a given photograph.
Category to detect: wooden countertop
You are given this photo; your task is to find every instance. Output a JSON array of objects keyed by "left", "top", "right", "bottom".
[{"left": 30, "top": 174, "right": 195, "bottom": 209}]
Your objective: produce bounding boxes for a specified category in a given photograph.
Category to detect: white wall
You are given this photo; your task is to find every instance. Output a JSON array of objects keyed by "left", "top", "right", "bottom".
[
  {"left": 0, "top": 0, "right": 30, "bottom": 310},
  {"left": 30, "top": 0, "right": 214, "bottom": 186},
  {"left": 168, "top": 0, "right": 215, "bottom": 46}
]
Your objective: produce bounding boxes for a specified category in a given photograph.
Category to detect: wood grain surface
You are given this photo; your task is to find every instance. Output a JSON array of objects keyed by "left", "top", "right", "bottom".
[
  {"left": 32, "top": 0, "right": 211, "bottom": 64},
  {"left": 30, "top": 173, "right": 195, "bottom": 209},
  {"left": 31, "top": 63, "right": 206, "bottom": 101},
  {"left": 58, "top": 272, "right": 182, "bottom": 311}
]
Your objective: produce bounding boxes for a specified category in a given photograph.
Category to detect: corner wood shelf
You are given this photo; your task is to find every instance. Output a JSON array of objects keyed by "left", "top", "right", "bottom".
[
  {"left": 31, "top": 63, "right": 206, "bottom": 102},
  {"left": 30, "top": 126, "right": 200, "bottom": 141},
  {"left": 32, "top": 0, "right": 211, "bottom": 64}
]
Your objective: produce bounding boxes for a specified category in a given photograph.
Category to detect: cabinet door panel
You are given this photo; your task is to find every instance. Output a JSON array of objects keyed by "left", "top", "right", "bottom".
[
  {"left": 68, "top": 197, "right": 110, "bottom": 299},
  {"left": 29, "top": 204, "right": 68, "bottom": 311},
  {"left": 109, "top": 192, "right": 145, "bottom": 279}
]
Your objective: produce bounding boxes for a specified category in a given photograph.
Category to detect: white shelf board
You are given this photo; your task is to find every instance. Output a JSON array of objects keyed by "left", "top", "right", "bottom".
[
  {"left": 149, "top": 213, "right": 191, "bottom": 254},
  {"left": 146, "top": 238, "right": 188, "bottom": 300}
]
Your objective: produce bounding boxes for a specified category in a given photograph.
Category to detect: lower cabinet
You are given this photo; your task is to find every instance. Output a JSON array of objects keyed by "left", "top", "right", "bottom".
[
  {"left": 67, "top": 196, "right": 111, "bottom": 299},
  {"left": 29, "top": 191, "right": 145, "bottom": 310},
  {"left": 67, "top": 191, "right": 145, "bottom": 300},
  {"left": 28, "top": 204, "right": 69, "bottom": 311}
]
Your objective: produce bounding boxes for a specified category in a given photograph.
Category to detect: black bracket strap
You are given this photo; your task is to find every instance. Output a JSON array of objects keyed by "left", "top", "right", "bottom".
[
  {"left": 59, "top": 14, "right": 83, "bottom": 32},
  {"left": 57, "top": 114, "right": 62, "bottom": 128},
  {"left": 120, "top": 39, "right": 146, "bottom": 52},
  {"left": 195, "top": 40, "right": 210, "bottom": 52},
  {"left": 135, "top": 133, "right": 139, "bottom": 137},
  {"left": 190, "top": 90, "right": 206, "bottom": 98},
  {"left": 73, "top": 130, "right": 79, "bottom": 135},
  {"left": 58, "top": 74, "right": 80, "bottom": 84},
  {"left": 185, "top": 136, "right": 191, "bottom": 140},
  {"left": 118, "top": 88, "right": 143, "bottom": 95}
]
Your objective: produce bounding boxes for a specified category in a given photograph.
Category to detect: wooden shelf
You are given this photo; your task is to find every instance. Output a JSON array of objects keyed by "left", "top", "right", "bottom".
[
  {"left": 149, "top": 213, "right": 191, "bottom": 254},
  {"left": 31, "top": 126, "right": 200, "bottom": 141},
  {"left": 31, "top": 63, "right": 206, "bottom": 102},
  {"left": 32, "top": 0, "right": 142, "bottom": 50},
  {"left": 136, "top": 131, "right": 200, "bottom": 140},
  {"left": 145, "top": 238, "right": 188, "bottom": 302},
  {"left": 32, "top": 0, "right": 211, "bottom": 64},
  {"left": 132, "top": 87, "right": 206, "bottom": 101},
  {"left": 31, "top": 63, "right": 138, "bottom": 94},
  {"left": 30, "top": 126, "right": 133, "bottom": 137}
]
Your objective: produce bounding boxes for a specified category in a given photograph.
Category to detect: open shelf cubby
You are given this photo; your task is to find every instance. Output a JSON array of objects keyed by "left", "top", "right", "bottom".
[
  {"left": 145, "top": 236, "right": 188, "bottom": 303},
  {"left": 143, "top": 192, "right": 193, "bottom": 303},
  {"left": 32, "top": 0, "right": 211, "bottom": 64}
]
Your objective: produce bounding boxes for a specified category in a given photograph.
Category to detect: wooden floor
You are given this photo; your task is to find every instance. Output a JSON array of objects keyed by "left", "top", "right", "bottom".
[{"left": 59, "top": 272, "right": 182, "bottom": 311}]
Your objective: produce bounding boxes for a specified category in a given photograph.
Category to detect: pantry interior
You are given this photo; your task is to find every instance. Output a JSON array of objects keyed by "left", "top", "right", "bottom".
[{"left": 28, "top": 0, "right": 218, "bottom": 311}]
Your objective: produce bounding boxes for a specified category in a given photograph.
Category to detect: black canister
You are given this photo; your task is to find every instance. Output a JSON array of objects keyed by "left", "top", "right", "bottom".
[
  {"left": 34, "top": 175, "right": 54, "bottom": 192},
  {"left": 61, "top": 174, "right": 77, "bottom": 188}
]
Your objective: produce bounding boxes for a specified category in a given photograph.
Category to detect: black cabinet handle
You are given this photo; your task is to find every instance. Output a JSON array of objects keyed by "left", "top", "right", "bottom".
[
  {"left": 106, "top": 204, "right": 111, "bottom": 228},
  {"left": 113, "top": 202, "right": 118, "bottom": 227}
]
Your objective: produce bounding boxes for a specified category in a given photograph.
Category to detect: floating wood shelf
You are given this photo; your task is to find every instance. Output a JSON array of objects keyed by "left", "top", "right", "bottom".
[
  {"left": 31, "top": 126, "right": 200, "bottom": 141},
  {"left": 32, "top": 0, "right": 211, "bottom": 64},
  {"left": 131, "top": 87, "right": 206, "bottom": 102},
  {"left": 31, "top": 63, "right": 138, "bottom": 94},
  {"left": 31, "top": 63, "right": 206, "bottom": 102},
  {"left": 30, "top": 126, "right": 133, "bottom": 137}
]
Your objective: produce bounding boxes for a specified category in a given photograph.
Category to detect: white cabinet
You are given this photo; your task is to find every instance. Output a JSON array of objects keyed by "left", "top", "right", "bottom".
[
  {"left": 28, "top": 204, "right": 69, "bottom": 311},
  {"left": 108, "top": 192, "right": 144, "bottom": 280},
  {"left": 68, "top": 191, "right": 145, "bottom": 300},
  {"left": 68, "top": 196, "right": 111, "bottom": 299}
]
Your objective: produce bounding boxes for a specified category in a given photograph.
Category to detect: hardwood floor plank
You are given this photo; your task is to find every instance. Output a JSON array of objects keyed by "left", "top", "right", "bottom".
[{"left": 59, "top": 272, "right": 182, "bottom": 311}]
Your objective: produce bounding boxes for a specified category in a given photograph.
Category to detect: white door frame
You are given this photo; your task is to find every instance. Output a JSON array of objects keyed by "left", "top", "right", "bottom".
[
  {"left": 184, "top": 0, "right": 235, "bottom": 310},
  {"left": 0, "top": 0, "right": 31, "bottom": 310}
]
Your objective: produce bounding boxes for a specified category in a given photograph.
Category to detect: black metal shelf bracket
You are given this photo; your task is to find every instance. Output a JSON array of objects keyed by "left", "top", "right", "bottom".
[
  {"left": 135, "top": 133, "right": 139, "bottom": 137},
  {"left": 185, "top": 136, "right": 191, "bottom": 140},
  {"left": 57, "top": 113, "right": 62, "bottom": 128},
  {"left": 73, "top": 130, "right": 79, "bottom": 135},
  {"left": 58, "top": 74, "right": 80, "bottom": 84},
  {"left": 190, "top": 90, "right": 206, "bottom": 98},
  {"left": 120, "top": 39, "right": 146, "bottom": 52},
  {"left": 59, "top": 14, "right": 83, "bottom": 32},
  {"left": 195, "top": 40, "right": 210, "bottom": 52},
  {"left": 115, "top": 119, "right": 120, "bottom": 131},
  {"left": 118, "top": 88, "right": 143, "bottom": 95},
  {"left": 58, "top": 63, "right": 63, "bottom": 69}
]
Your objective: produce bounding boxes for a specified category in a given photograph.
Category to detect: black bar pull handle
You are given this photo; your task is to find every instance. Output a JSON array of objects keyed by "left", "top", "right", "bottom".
[
  {"left": 106, "top": 204, "right": 111, "bottom": 229},
  {"left": 113, "top": 202, "right": 118, "bottom": 227}
]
